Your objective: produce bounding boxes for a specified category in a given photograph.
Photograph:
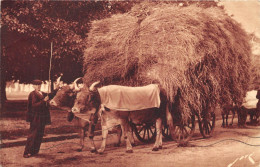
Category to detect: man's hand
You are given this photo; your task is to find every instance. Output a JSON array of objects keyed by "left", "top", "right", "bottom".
[{"left": 44, "top": 96, "right": 49, "bottom": 102}]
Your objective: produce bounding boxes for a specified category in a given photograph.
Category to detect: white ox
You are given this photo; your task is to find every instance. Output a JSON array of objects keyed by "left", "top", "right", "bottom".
[{"left": 71, "top": 82, "right": 173, "bottom": 153}]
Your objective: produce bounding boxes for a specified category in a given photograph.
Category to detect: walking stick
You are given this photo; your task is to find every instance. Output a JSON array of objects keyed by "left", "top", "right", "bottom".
[{"left": 48, "top": 42, "right": 53, "bottom": 94}]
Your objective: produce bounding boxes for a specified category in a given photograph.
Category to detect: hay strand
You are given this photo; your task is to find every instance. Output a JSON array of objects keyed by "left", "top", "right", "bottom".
[{"left": 83, "top": 3, "right": 251, "bottom": 122}]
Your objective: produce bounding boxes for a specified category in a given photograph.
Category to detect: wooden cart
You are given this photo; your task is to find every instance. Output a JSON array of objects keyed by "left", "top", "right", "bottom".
[{"left": 130, "top": 111, "right": 215, "bottom": 144}]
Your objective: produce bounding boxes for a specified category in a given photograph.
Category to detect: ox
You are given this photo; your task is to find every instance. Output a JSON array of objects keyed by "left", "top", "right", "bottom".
[
  {"left": 49, "top": 79, "right": 123, "bottom": 152},
  {"left": 221, "top": 104, "right": 237, "bottom": 127},
  {"left": 238, "top": 90, "right": 260, "bottom": 125},
  {"left": 49, "top": 78, "right": 92, "bottom": 151},
  {"left": 221, "top": 90, "right": 260, "bottom": 127},
  {"left": 71, "top": 81, "right": 173, "bottom": 153}
]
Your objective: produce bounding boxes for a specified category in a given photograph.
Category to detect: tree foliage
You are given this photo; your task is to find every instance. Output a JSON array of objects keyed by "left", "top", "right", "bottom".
[
  {"left": 0, "top": 0, "right": 219, "bottom": 106},
  {"left": 1, "top": 0, "right": 219, "bottom": 83},
  {"left": 1, "top": 1, "right": 135, "bottom": 83}
]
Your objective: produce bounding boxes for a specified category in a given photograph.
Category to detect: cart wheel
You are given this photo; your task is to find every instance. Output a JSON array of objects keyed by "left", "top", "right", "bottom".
[
  {"left": 162, "top": 125, "right": 172, "bottom": 140},
  {"left": 199, "top": 112, "right": 215, "bottom": 138},
  {"left": 171, "top": 114, "right": 195, "bottom": 145},
  {"left": 131, "top": 122, "right": 156, "bottom": 143}
]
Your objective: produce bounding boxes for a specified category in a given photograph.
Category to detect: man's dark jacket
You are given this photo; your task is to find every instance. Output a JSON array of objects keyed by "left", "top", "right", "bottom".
[
  {"left": 26, "top": 91, "right": 51, "bottom": 125},
  {"left": 257, "top": 90, "right": 260, "bottom": 112}
]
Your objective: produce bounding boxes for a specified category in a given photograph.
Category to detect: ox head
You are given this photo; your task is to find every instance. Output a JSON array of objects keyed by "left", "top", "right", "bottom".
[
  {"left": 71, "top": 81, "right": 101, "bottom": 119},
  {"left": 49, "top": 78, "right": 83, "bottom": 109}
]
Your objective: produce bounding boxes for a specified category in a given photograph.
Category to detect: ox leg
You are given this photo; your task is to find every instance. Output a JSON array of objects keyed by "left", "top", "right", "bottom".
[
  {"left": 114, "top": 125, "right": 122, "bottom": 147},
  {"left": 226, "top": 111, "right": 229, "bottom": 127},
  {"left": 237, "top": 109, "right": 242, "bottom": 126},
  {"left": 121, "top": 121, "right": 133, "bottom": 153},
  {"left": 77, "top": 127, "right": 86, "bottom": 152},
  {"left": 221, "top": 112, "right": 225, "bottom": 127},
  {"left": 238, "top": 108, "right": 247, "bottom": 127},
  {"left": 158, "top": 127, "right": 163, "bottom": 149},
  {"left": 257, "top": 103, "right": 260, "bottom": 123},
  {"left": 152, "top": 118, "right": 162, "bottom": 151},
  {"left": 97, "top": 126, "right": 108, "bottom": 154},
  {"left": 249, "top": 110, "right": 255, "bottom": 123},
  {"left": 256, "top": 108, "right": 260, "bottom": 122},
  {"left": 242, "top": 109, "right": 248, "bottom": 126},
  {"left": 113, "top": 125, "right": 134, "bottom": 148},
  {"left": 129, "top": 126, "right": 136, "bottom": 146},
  {"left": 89, "top": 113, "right": 99, "bottom": 153},
  {"left": 230, "top": 110, "right": 235, "bottom": 126},
  {"left": 127, "top": 123, "right": 136, "bottom": 146},
  {"left": 88, "top": 123, "right": 97, "bottom": 153},
  {"left": 88, "top": 136, "right": 96, "bottom": 153},
  {"left": 166, "top": 103, "right": 173, "bottom": 128}
]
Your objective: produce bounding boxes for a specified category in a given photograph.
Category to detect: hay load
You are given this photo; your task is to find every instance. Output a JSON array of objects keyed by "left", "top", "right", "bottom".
[{"left": 83, "top": 2, "right": 251, "bottom": 122}]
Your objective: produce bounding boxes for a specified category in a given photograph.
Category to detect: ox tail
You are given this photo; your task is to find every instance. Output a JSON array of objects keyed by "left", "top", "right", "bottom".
[{"left": 166, "top": 103, "right": 174, "bottom": 130}]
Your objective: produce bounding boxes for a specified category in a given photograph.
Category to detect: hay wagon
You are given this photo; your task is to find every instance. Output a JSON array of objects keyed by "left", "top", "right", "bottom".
[
  {"left": 164, "top": 111, "right": 215, "bottom": 143},
  {"left": 82, "top": 3, "right": 251, "bottom": 145},
  {"left": 130, "top": 110, "right": 215, "bottom": 144}
]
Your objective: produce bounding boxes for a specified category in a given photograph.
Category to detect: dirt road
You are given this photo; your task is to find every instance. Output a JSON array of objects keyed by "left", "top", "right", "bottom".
[{"left": 1, "top": 118, "right": 260, "bottom": 167}]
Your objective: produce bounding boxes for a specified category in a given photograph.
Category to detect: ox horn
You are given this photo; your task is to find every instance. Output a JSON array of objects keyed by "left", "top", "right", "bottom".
[
  {"left": 73, "top": 77, "right": 82, "bottom": 91},
  {"left": 89, "top": 81, "right": 100, "bottom": 91},
  {"left": 56, "top": 76, "right": 62, "bottom": 86}
]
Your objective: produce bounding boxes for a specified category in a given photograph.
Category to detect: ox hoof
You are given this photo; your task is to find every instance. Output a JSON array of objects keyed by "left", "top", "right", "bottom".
[
  {"left": 126, "top": 150, "right": 133, "bottom": 153},
  {"left": 97, "top": 149, "right": 104, "bottom": 154},
  {"left": 76, "top": 149, "right": 82, "bottom": 152},
  {"left": 90, "top": 149, "right": 96, "bottom": 153},
  {"left": 114, "top": 143, "right": 121, "bottom": 147},
  {"left": 178, "top": 143, "right": 188, "bottom": 147},
  {"left": 152, "top": 147, "right": 159, "bottom": 151},
  {"left": 238, "top": 125, "right": 246, "bottom": 128}
]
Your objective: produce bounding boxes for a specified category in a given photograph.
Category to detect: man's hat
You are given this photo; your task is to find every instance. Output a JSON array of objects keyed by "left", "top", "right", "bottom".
[{"left": 32, "top": 79, "right": 42, "bottom": 85}]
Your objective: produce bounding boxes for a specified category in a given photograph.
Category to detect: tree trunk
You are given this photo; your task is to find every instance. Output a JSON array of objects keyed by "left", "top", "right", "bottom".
[
  {"left": 1, "top": 78, "right": 7, "bottom": 106},
  {"left": 1, "top": 49, "right": 7, "bottom": 110},
  {"left": 51, "top": 79, "right": 54, "bottom": 92}
]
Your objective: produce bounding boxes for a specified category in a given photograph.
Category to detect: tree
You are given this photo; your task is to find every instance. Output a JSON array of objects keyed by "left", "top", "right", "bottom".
[
  {"left": 1, "top": 0, "right": 218, "bottom": 106},
  {"left": 1, "top": 1, "right": 136, "bottom": 106}
]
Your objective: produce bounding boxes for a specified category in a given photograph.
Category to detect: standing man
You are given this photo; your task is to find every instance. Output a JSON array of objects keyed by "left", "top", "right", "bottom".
[
  {"left": 256, "top": 89, "right": 260, "bottom": 122},
  {"left": 23, "top": 79, "right": 51, "bottom": 158}
]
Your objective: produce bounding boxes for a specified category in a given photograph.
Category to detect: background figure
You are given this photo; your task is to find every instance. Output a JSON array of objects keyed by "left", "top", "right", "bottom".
[
  {"left": 256, "top": 90, "right": 260, "bottom": 121},
  {"left": 23, "top": 79, "right": 52, "bottom": 158}
]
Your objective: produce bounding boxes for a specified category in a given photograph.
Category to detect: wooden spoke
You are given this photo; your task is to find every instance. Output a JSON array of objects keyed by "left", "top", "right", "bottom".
[
  {"left": 146, "top": 128, "right": 150, "bottom": 140},
  {"left": 132, "top": 122, "right": 156, "bottom": 143},
  {"left": 170, "top": 114, "right": 195, "bottom": 145},
  {"left": 199, "top": 112, "right": 216, "bottom": 138},
  {"left": 162, "top": 125, "right": 172, "bottom": 139},
  {"left": 142, "top": 127, "right": 146, "bottom": 139},
  {"left": 149, "top": 127, "right": 154, "bottom": 136},
  {"left": 183, "top": 127, "right": 189, "bottom": 137}
]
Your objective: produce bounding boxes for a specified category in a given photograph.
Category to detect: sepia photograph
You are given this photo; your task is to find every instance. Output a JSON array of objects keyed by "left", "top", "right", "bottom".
[{"left": 1, "top": 0, "right": 260, "bottom": 166}]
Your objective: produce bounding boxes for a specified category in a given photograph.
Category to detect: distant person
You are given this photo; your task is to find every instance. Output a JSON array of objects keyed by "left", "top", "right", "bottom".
[
  {"left": 256, "top": 89, "right": 260, "bottom": 102},
  {"left": 256, "top": 89, "right": 260, "bottom": 120},
  {"left": 23, "top": 79, "right": 52, "bottom": 158}
]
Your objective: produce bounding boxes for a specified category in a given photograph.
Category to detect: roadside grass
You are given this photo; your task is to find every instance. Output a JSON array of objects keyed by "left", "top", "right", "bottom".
[
  {"left": 6, "top": 91, "right": 29, "bottom": 100},
  {"left": 1, "top": 91, "right": 223, "bottom": 141},
  {"left": 1, "top": 100, "right": 79, "bottom": 140}
]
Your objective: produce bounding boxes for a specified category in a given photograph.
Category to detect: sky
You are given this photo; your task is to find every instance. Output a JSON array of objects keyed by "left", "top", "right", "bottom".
[
  {"left": 219, "top": 0, "right": 260, "bottom": 54},
  {"left": 220, "top": 0, "right": 260, "bottom": 37}
]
